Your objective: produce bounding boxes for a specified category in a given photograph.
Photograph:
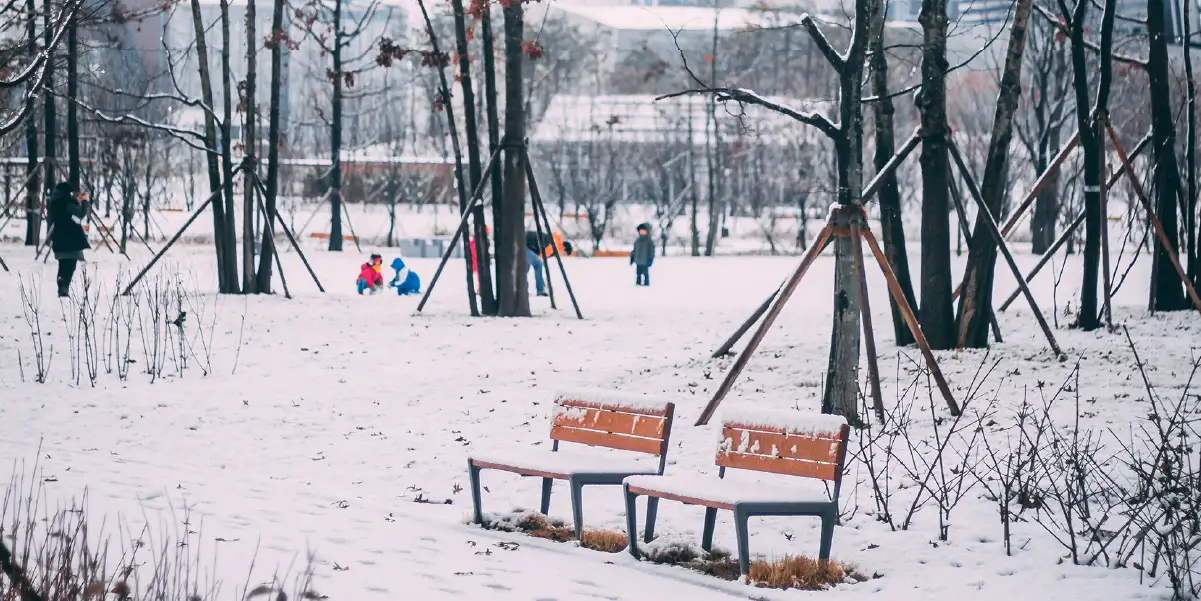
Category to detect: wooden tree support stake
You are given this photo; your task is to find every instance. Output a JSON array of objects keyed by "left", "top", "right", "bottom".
[
  {"left": 997, "top": 131, "right": 1150, "bottom": 312},
  {"left": 947, "top": 178, "right": 1004, "bottom": 342},
  {"left": 998, "top": 130, "right": 1081, "bottom": 238},
  {"left": 250, "top": 172, "right": 325, "bottom": 293},
  {"left": 122, "top": 187, "right": 223, "bottom": 296},
  {"left": 525, "top": 148, "right": 584, "bottom": 320},
  {"left": 948, "top": 140, "right": 1066, "bottom": 360},
  {"left": 1106, "top": 125, "right": 1201, "bottom": 315},
  {"left": 1097, "top": 118, "right": 1115, "bottom": 329},
  {"left": 850, "top": 217, "right": 886, "bottom": 423},
  {"left": 416, "top": 146, "right": 503, "bottom": 313}
]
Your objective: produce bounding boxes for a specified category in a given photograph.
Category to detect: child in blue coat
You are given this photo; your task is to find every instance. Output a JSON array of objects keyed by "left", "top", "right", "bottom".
[{"left": 390, "top": 257, "right": 422, "bottom": 296}]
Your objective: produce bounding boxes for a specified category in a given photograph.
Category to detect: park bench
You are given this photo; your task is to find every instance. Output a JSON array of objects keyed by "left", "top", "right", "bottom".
[
  {"left": 622, "top": 409, "right": 849, "bottom": 575},
  {"left": 468, "top": 389, "right": 676, "bottom": 538}
]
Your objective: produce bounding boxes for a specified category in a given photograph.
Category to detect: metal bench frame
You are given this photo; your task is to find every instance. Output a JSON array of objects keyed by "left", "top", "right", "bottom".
[{"left": 623, "top": 422, "right": 849, "bottom": 574}]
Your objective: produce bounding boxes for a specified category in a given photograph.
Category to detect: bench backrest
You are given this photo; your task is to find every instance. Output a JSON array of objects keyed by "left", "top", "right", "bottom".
[
  {"left": 550, "top": 394, "right": 675, "bottom": 458},
  {"left": 716, "top": 412, "right": 849, "bottom": 484}
]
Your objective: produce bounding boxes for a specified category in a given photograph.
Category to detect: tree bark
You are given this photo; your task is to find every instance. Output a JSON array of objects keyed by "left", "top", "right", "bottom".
[
  {"left": 243, "top": 0, "right": 258, "bottom": 293},
  {"left": 496, "top": 1, "right": 530, "bottom": 316},
  {"left": 191, "top": 0, "right": 236, "bottom": 292},
  {"left": 481, "top": 5, "right": 504, "bottom": 282},
  {"left": 452, "top": 0, "right": 496, "bottom": 314},
  {"left": 43, "top": 0, "right": 56, "bottom": 195},
  {"left": 24, "top": 0, "right": 40, "bottom": 246},
  {"left": 256, "top": 0, "right": 285, "bottom": 293},
  {"left": 416, "top": 0, "right": 479, "bottom": 316},
  {"left": 1187, "top": 0, "right": 1198, "bottom": 287},
  {"left": 704, "top": 17, "right": 721, "bottom": 257},
  {"left": 1146, "top": 0, "right": 1187, "bottom": 310},
  {"left": 66, "top": 9, "right": 78, "bottom": 191},
  {"left": 1029, "top": 130, "right": 1062, "bottom": 254},
  {"left": 869, "top": 9, "right": 917, "bottom": 346},
  {"left": 1066, "top": 0, "right": 1115, "bottom": 329},
  {"left": 328, "top": 0, "right": 344, "bottom": 252},
  {"left": 916, "top": 0, "right": 956, "bottom": 349},
  {"left": 954, "top": 0, "right": 1034, "bottom": 347},
  {"left": 219, "top": 0, "right": 240, "bottom": 292}
]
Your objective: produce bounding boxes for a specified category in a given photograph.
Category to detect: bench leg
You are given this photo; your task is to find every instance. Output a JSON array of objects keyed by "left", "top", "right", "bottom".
[
  {"left": 623, "top": 485, "right": 640, "bottom": 560},
  {"left": 468, "top": 461, "right": 484, "bottom": 525},
  {"left": 733, "top": 506, "right": 751, "bottom": 576},
  {"left": 540, "top": 477, "right": 553, "bottom": 515},
  {"left": 643, "top": 496, "right": 659, "bottom": 543},
  {"left": 701, "top": 507, "right": 718, "bottom": 552},
  {"left": 569, "top": 478, "right": 585, "bottom": 539},
  {"left": 818, "top": 513, "right": 836, "bottom": 562}
]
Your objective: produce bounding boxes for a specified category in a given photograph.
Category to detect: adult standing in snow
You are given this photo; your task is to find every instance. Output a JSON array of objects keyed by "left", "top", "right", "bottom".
[
  {"left": 631, "top": 223, "right": 655, "bottom": 287},
  {"left": 525, "top": 230, "right": 550, "bottom": 297},
  {"left": 47, "top": 182, "right": 90, "bottom": 297}
]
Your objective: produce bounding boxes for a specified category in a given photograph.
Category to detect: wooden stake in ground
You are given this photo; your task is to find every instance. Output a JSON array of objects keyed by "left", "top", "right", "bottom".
[
  {"left": 1097, "top": 116, "right": 1114, "bottom": 329},
  {"left": 525, "top": 148, "right": 583, "bottom": 320},
  {"left": 695, "top": 205, "right": 963, "bottom": 427},
  {"left": 948, "top": 140, "right": 1066, "bottom": 360},
  {"left": 122, "top": 187, "right": 224, "bottom": 295},
  {"left": 249, "top": 171, "right": 325, "bottom": 293},
  {"left": 1106, "top": 124, "right": 1201, "bottom": 314},
  {"left": 849, "top": 217, "right": 885, "bottom": 423}
]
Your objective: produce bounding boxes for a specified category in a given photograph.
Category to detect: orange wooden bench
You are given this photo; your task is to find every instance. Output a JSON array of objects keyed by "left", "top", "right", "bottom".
[
  {"left": 309, "top": 232, "right": 360, "bottom": 242},
  {"left": 592, "top": 249, "right": 631, "bottom": 258},
  {"left": 468, "top": 389, "right": 676, "bottom": 538},
  {"left": 623, "top": 409, "right": 849, "bottom": 574}
]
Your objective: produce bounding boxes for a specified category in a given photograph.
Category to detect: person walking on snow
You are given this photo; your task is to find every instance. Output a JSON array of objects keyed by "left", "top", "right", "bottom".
[
  {"left": 631, "top": 223, "right": 655, "bottom": 287},
  {"left": 47, "top": 182, "right": 90, "bottom": 297},
  {"left": 525, "top": 230, "right": 550, "bottom": 297},
  {"left": 356, "top": 254, "right": 384, "bottom": 294}
]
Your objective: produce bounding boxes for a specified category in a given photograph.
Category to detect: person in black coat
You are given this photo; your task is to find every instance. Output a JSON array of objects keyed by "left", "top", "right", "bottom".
[{"left": 47, "top": 182, "right": 90, "bottom": 297}]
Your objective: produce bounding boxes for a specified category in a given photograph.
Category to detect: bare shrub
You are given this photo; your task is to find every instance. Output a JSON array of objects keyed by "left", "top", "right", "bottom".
[
  {"left": 17, "top": 277, "right": 52, "bottom": 384},
  {"left": 0, "top": 459, "right": 323, "bottom": 601},
  {"left": 579, "top": 530, "right": 627, "bottom": 553}
]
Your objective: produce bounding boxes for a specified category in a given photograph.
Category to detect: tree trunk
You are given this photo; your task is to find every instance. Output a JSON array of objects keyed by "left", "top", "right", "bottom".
[
  {"left": 191, "top": 0, "right": 235, "bottom": 292},
  {"left": 328, "top": 0, "right": 344, "bottom": 252},
  {"left": 496, "top": 1, "right": 530, "bottom": 316},
  {"left": 1147, "top": 0, "right": 1187, "bottom": 310},
  {"left": 256, "top": 0, "right": 285, "bottom": 293},
  {"left": 42, "top": 0, "right": 56, "bottom": 200},
  {"left": 66, "top": 10, "right": 79, "bottom": 191},
  {"left": 1187, "top": 0, "right": 1198, "bottom": 287},
  {"left": 954, "top": 0, "right": 1034, "bottom": 347},
  {"left": 869, "top": 11, "right": 917, "bottom": 346},
  {"left": 242, "top": 0, "right": 258, "bottom": 293},
  {"left": 452, "top": 0, "right": 496, "bottom": 314},
  {"left": 917, "top": 0, "right": 955, "bottom": 350},
  {"left": 416, "top": 0, "right": 479, "bottom": 316},
  {"left": 1030, "top": 127, "right": 1062, "bottom": 254},
  {"left": 219, "top": 0, "right": 240, "bottom": 292},
  {"left": 703, "top": 18, "right": 720, "bottom": 257},
  {"left": 481, "top": 6, "right": 504, "bottom": 283},
  {"left": 23, "top": 0, "right": 40, "bottom": 246},
  {"left": 688, "top": 110, "right": 701, "bottom": 256},
  {"left": 1066, "top": 0, "right": 1115, "bottom": 329}
]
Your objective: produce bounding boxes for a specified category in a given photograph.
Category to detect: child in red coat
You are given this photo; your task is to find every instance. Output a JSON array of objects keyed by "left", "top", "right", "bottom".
[{"left": 356, "top": 254, "right": 384, "bottom": 294}]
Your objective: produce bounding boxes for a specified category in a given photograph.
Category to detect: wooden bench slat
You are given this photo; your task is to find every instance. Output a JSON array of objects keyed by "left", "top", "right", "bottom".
[
  {"left": 625, "top": 485, "right": 734, "bottom": 510},
  {"left": 557, "top": 397, "right": 672, "bottom": 417},
  {"left": 552, "top": 427, "right": 664, "bottom": 455},
  {"left": 470, "top": 460, "right": 568, "bottom": 480},
  {"left": 717, "top": 452, "right": 840, "bottom": 480},
  {"left": 720, "top": 427, "right": 841, "bottom": 464},
  {"left": 553, "top": 408, "right": 667, "bottom": 439}
]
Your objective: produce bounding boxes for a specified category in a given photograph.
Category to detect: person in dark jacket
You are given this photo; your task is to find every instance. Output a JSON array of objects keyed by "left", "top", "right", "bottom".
[
  {"left": 525, "top": 230, "right": 550, "bottom": 297},
  {"left": 47, "top": 182, "right": 90, "bottom": 297},
  {"left": 631, "top": 223, "right": 655, "bottom": 287}
]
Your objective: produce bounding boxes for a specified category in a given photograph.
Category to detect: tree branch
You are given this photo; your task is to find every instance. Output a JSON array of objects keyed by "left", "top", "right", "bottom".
[
  {"left": 1034, "top": 2, "right": 1148, "bottom": 67},
  {"left": 656, "top": 87, "right": 840, "bottom": 140},
  {"left": 800, "top": 13, "right": 846, "bottom": 72}
]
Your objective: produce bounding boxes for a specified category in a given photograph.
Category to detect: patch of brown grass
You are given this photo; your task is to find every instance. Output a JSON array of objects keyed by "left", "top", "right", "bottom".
[
  {"left": 513, "top": 514, "right": 575, "bottom": 542},
  {"left": 579, "top": 529, "right": 628, "bottom": 553},
  {"left": 747, "top": 555, "right": 858, "bottom": 590}
]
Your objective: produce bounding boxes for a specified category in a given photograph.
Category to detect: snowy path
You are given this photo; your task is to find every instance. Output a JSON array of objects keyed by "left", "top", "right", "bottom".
[{"left": 1, "top": 243, "right": 1195, "bottom": 600}]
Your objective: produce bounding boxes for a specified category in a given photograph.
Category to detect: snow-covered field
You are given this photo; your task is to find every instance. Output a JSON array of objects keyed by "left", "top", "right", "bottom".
[{"left": 0, "top": 239, "right": 1197, "bottom": 600}]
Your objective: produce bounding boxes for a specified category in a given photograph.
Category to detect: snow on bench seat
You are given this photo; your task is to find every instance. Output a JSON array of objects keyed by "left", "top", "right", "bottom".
[
  {"left": 719, "top": 408, "right": 848, "bottom": 437},
  {"left": 624, "top": 474, "right": 831, "bottom": 510},
  {"left": 469, "top": 449, "right": 661, "bottom": 480},
  {"left": 553, "top": 388, "right": 675, "bottom": 416}
]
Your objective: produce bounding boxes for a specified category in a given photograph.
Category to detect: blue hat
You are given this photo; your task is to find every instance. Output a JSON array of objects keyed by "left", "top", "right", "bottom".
[{"left": 390, "top": 257, "right": 406, "bottom": 271}]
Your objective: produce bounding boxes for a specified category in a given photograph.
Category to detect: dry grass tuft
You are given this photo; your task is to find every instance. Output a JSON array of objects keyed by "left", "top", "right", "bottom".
[
  {"left": 747, "top": 555, "right": 857, "bottom": 590},
  {"left": 512, "top": 514, "right": 575, "bottom": 542},
  {"left": 579, "top": 529, "right": 627, "bottom": 553}
]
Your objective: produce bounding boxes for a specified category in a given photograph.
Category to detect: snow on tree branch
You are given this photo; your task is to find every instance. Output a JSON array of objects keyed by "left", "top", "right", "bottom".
[{"left": 799, "top": 13, "right": 846, "bottom": 73}]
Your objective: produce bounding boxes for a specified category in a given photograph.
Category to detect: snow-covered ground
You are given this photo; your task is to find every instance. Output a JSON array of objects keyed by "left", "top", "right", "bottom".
[{"left": 0, "top": 239, "right": 1196, "bottom": 600}]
